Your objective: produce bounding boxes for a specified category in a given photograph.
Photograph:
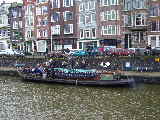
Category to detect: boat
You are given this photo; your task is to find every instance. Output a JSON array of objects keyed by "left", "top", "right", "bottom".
[{"left": 17, "top": 67, "right": 135, "bottom": 87}]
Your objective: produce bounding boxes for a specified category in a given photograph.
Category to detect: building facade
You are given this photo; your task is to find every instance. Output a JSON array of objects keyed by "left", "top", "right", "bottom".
[
  {"left": 8, "top": 2, "right": 23, "bottom": 50},
  {"left": 50, "top": 0, "right": 78, "bottom": 51},
  {"left": 147, "top": 0, "right": 160, "bottom": 48},
  {"left": 99, "top": 0, "right": 123, "bottom": 48},
  {"left": 77, "top": 0, "right": 98, "bottom": 50},
  {"left": 23, "top": 0, "right": 36, "bottom": 53},
  {"left": 16, "top": 0, "right": 160, "bottom": 53},
  {"left": 35, "top": 0, "right": 50, "bottom": 53},
  {"left": 0, "top": 2, "right": 11, "bottom": 50},
  {"left": 123, "top": 0, "right": 149, "bottom": 48}
]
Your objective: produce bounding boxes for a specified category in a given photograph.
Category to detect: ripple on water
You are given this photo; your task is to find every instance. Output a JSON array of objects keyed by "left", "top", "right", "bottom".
[{"left": 0, "top": 76, "right": 160, "bottom": 120}]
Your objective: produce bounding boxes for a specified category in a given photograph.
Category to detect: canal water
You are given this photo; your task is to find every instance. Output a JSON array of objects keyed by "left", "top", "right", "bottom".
[{"left": 0, "top": 76, "right": 160, "bottom": 120}]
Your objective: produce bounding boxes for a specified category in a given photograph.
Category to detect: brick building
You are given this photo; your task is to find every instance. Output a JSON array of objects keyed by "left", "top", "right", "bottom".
[
  {"left": 99, "top": 0, "right": 123, "bottom": 48},
  {"left": 50, "top": 0, "right": 78, "bottom": 51},
  {"left": 8, "top": 2, "right": 23, "bottom": 50},
  {"left": 35, "top": 0, "right": 50, "bottom": 53},
  {"left": 19, "top": 0, "right": 160, "bottom": 53}
]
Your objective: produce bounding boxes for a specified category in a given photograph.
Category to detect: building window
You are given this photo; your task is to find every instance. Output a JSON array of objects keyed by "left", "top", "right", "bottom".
[
  {"left": 102, "top": 25, "right": 120, "bottom": 35},
  {"left": 12, "top": 10, "right": 17, "bottom": 18},
  {"left": 36, "top": 7, "right": 41, "bottom": 15},
  {"left": 19, "top": 21, "right": 22, "bottom": 28},
  {"left": 92, "top": 28, "right": 96, "bottom": 38},
  {"left": 110, "top": 0, "right": 116, "bottom": 5},
  {"left": 79, "top": 15, "right": 85, "bottom": 24},
  {"left": 91, "top": 13, "right": 96, "bottom": 23},
  {"left": 36, "top": 6, "right": 48, "bottom": 15},
  {"left": 135, "top": 13, "right": 146, "bottom": 26},
  {"left": 42, "top": 6, "right": 48, "bottom": 14},
  {"left": 133, "top": 0, "right": 146, "bottom": 9},
  {"left": 37, "top": 17, "right": 48, "bottom": 26},
  {"left": 18, "top": 11, "right": 22, "bottom": 17},
  {"left": 37, "top": 0, "right": 48, "bottom": 3},
  {"left": 139, "top": 0, "right": 145, "bottom": 8},
  {"left": 89, "top": 1, "right": 95, "bottom": 10},
  {"left": 111, "top": 10, "right": 116, "bottom": 20},
  {"left": 3, "top": 31, "right": 6, "bottom": 36},
  {"left": 151, "top": 20, "right": 160, "bottom": 32},
  {"left": 101, "top": 0, "right": 119, "bottom": 6},
  {"left": 80, "top": 29, "right": 84, "bottom": 38},
  {"left": 112, "top": 25, "right": 116, "bottom": 35},
  {"left": 150, "top": 6, "right": 160, "bottom": 16},
  {"left": 79, "top": 42, "right": 82, "bottom": 49},
  {"left": 108, "top": 25, "right": 112, "bottom": 34},
  {"left": 0, "top": 16, "right": 2, "bottom": 24},
  {"left": 27, "top": 30, "right": 34, "bottom": 38},
  {"left": 84, "top": 2, "right": 89, "bottom": 10},
  {"left": 63, "top": 0, "right": 73, "bottom": 7},
  {"left": 43, "top": 30, "right": 48, "bottom": 37},
  {"left": 51, "top": 12, "right": 60, "bottom": 22},
  {"left": 126, "top": 1, "right": 131, "bottom": 11},
  {"left": 51, "top": 0, "right": 60, "bottom": 8},
  {"left": 151, "top": 21, "right": 157, "bottom": 31},
  {"left": 124, "top": 15, "right": 132, "bottom": 26},
  {"left": 79, "top": 3, "right": 84, "bottom": 11},
  {"left": 37, "top": 17, "right": 41, "bottom": 26},
  {"left": 13, "top": 21, "right": 18, "bottom": 29},
  {"left": 42, "top": 20, "right": 48, "bottom": 26},
  {"left": 85, "top": 14, "right": 91, "bottom": 24},
  {"left": 51, "top": 25, "right": 60, "bottom": 35},
  {"left": 64, "top": 24, "right": 73, "bottom": 34},
  {"left": 64, "top": 11, "right": 73, "bottom": 21},
  {"left": 150, "top": 36, "right": 156, "bottom": 48},
  {"left": 85, "top": 30, "right": 90, "bottom": 38},
  {"left": 101, "top": 0, "right": 109, "bottom": 6},
  {"left": 31, "top": 31, "right": 33, "bottom": 37},
  {"left": 101, "top": 10, "right": 119, "bottom": 21},
  {"left": 102, "top": 26, "right": 108, "bottom": 35},
  {"left": 26, "top": 5, "right": 33, "bottom": 15}
]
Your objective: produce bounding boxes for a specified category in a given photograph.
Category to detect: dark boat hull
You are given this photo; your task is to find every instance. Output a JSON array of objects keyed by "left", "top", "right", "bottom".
[
  {"left": 21, "top": 75, "right": 134, "bottom": 87},
  {"left": 17, "top": 69, "right": 134, "bottom": 87}
]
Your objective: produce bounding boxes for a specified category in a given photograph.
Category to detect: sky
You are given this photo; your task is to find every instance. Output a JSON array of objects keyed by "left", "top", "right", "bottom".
[{"left": 0, "top": 0, "right": 22, "bottom": 4}]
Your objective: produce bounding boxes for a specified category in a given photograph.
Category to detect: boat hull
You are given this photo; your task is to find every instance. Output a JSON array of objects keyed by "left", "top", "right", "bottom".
[
  {"left": 17, "top": 69, "right": 134, "bottom": 87},
  {"left": 21, "top": 75, "right": 134, "bottom": 87}
]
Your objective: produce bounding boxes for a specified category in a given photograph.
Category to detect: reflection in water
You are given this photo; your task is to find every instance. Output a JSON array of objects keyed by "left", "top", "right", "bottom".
[{"left": 0, "top": 76, "right": 160, "bottom": 120}]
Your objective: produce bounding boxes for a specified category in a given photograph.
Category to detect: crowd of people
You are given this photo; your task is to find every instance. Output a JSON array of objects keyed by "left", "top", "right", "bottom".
[{"left": 0, "top": 55, "right": 160, "bottom": 73}]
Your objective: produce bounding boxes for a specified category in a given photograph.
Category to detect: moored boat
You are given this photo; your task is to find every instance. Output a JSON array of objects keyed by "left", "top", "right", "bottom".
[{"left": 17, "top": 67, "right": 135, "bottom": 87}]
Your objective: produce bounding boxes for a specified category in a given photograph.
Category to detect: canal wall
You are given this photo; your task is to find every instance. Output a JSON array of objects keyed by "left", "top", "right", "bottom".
[{"left": 0, "top": 67, "right": 19, "bottom": 77}]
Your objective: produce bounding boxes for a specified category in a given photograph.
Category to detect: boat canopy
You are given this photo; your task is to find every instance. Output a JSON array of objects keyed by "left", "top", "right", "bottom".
[{"left": 53, "top": 68, "right": 96, "bottom": 73}]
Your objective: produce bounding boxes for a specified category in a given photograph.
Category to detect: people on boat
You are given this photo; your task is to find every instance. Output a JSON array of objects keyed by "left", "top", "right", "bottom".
[{"left": 32, "top": 64, "right": 45, "bottom": 75}]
